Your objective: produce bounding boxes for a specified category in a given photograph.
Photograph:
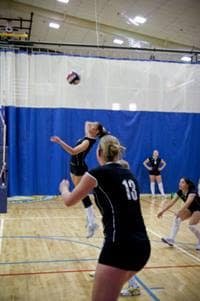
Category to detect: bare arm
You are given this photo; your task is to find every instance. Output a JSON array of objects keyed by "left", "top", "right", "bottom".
[
  {"left": 157, "top": 194, "right": 179, "bottom": 218},
  {"left": 59, "top": 173, "right": 97, "bottom": 207},
  {"left": 50, "top": 136, "right": 89, "bottom": 155},
  {"left": 159, "top": 159, "right": 166, "bottom": 171},
  {"left": 143, "top": 158, "right": 152, "bottom": 171}
]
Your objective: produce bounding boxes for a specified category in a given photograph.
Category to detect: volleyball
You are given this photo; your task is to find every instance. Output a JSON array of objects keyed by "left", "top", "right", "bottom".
[{"left": 66, "top": 71, "right": 81, "bottom": 85}]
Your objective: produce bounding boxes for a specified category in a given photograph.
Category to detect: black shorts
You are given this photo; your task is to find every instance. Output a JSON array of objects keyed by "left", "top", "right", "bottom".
[
  {"left": 149, "top": 170, "right": 160, "bottom": 176},
  {"left": 98, "top": 239, "right": 151, "bottom": 271},
  {"left": 70, "top": 163, "right": 88, "bottom": 176}
]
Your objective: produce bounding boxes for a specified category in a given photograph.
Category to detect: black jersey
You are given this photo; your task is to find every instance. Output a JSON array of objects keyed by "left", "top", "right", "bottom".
[
  {"left": 148, "top": 156, "right": 161, "bottom": 172},
  {"left": 70, "top": 137, "right": 96, "bottom": 167},
  {"left": 177, "top": 188, "right": 200, "bottom": 212},
  {"left": 88, "top": 163, "right": 149, "bottom": 243}
]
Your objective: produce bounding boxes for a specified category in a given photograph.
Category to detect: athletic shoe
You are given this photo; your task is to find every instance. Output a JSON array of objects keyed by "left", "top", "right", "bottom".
[
  {"left": 87, "top": 223, "right": 99, "bottom": 238},
  {"left": 89, "top": 271, "right": 95, "bottom": 277},
  {"left": 120, "top": 286, "right": 141, "bottom": 296},
  {"left": 196, "top": 243, "right": 200, "bottom": 250},
  {"left": 161, "top": 237, "right": 175, "bottom": 246}
]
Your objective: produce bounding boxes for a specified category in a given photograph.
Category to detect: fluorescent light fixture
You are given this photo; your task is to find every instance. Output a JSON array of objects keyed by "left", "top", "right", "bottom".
[
  {"left": 49, "top": 22, "right": 60, "bottom": 29},
  {"left": 57, "top": 0, "right": 69, "bottom": 3},
  {"left": 181, "top": 56, "right": 191, "bottom": 62},
  {"left": 112, "top": 103, "right": 120, "bottom": 110},
  {"left": 128, "top": 38, "right": 150, "bottom": 48},
  {"left": 134, "top": 16, "right": 146, "bottom": 24},
  {"left": 129, "top": 103, "right": 137, "bottom": 111},
  {"left": 128, "top": 16, "right": 146, "bottom": 26},
  {"left": 113, "top": 38, "right": 124, "bottom": 45}
]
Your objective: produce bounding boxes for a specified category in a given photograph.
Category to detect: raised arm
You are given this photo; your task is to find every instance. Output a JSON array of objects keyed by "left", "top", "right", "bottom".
[
  {"left": 143, "top": 158, "right": 152, "bottom": 171},
  {"left": 50, "top": 136, "right": 89, "bottom": 155},
  {"left": 157, "top": 194, "right": 179, "bottom": 218},
  {"left": 59, "top": 173, "right": 97, "bottom": 207}
]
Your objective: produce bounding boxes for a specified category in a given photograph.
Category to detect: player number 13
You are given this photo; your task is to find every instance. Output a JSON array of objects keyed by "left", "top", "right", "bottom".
[{"left": 122, "top": 179, "right": 137, "bottom": 201}]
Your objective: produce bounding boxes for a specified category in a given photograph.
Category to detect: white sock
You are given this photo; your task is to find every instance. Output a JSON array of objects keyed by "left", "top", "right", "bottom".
[
  {"left": 85, "top": 206, "right": 95, "bottom": 225},
  {"left": 150, "top": 182, "right": 155, "bottom": 195},
  {"left": 158, "top": 182, "right": 165, "bottom": 195},
  {"left": 170, "top": 217, "right": 181, "bottom": 240},
  {"left": 189, "top": 225, "right": 200, "bottom": 243},
  {"left": 128, "top": 276, "right": 139, "bottom": 288}
]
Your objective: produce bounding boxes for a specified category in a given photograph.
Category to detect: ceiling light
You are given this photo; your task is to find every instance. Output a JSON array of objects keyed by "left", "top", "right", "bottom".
[
  {"left": 181, "top": 56, "right": 191, "bottom": 62},
  {"left": 113, "top": 38, "right": 124, "bottom": 45},
  {"left": 57, "top": 0, "right": 69, "bottom": 3},
  {"left": 112, "top": 103, "right": 120, "bottom": 110},
  {"left": 128, "top": 16, "right": 146, "bottom": 26},
  {"left": 134, "top": 16, "right": 146, "bottom": 24},
  {"left": 129, "top": 103, "right": 137, "bottom": 111},
  {"left": 128, "top": 38, "right": 150, "bottom": 48},
  {"left": 49, "top": 22, "right": 60, "bottom": 29}
]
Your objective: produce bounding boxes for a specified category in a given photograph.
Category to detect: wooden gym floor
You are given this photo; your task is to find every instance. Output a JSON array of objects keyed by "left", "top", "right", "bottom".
[{"left": 0, "top": 195, "right": 199, "bottom": 301}]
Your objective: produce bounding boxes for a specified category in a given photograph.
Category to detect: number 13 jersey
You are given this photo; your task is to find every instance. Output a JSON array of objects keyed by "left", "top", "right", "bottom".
[{"left": 88, "top": 162, "right": 149, "bottom": 243}]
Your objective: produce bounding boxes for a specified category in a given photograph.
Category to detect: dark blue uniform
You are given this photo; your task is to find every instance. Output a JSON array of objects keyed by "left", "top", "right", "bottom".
[
  {"left": 177, "top": 189, "right": 200, "bottom": 213},
  {"left": 88, "top": 163, "right": 151, "bottom": 271},
  {"left": 70, "top": 137, "right": 96, "bottom": 176},
  {"left": 148, "top": 157, "right": 162, "bottom": 175}
]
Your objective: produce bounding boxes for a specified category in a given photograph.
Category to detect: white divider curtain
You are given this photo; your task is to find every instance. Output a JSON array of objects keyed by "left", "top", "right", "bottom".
[{"left": 0, "top": 50, "right": 200, "bottom": 195}]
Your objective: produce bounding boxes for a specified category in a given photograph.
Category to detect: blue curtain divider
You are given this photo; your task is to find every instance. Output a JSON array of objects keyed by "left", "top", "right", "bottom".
[{"left": 6, "top": 106, "right": 200, "bottom": 196}]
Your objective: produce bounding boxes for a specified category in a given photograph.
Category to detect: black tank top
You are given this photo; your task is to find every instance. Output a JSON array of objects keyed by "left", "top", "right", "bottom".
[
  {"left": 70, "top": 137, "right": 96, "bottom": 167},
  {"left": 148, "top": 157, "right": 161, "bottom": 172},
  {"left": 88, "top": 163, "right": 149, "bottom": 243},
  {"left": 177, "top": 188, "right": 200, "bottom": 204}
]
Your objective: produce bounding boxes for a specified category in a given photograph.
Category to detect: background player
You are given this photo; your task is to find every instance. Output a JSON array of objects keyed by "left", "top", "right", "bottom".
[
  {"left": 143, "top": 149, "right": 166, "bottom": 196},
  {"left": 157, "top": 177, "right": 200, "bottom": 250}
]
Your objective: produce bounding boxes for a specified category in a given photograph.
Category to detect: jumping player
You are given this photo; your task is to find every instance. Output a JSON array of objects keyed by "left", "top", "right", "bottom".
[
  {"left": 51, "top": 121, "right": 107, "bottom": 238},
  {"left": 143, "top": 150, "right": 166, "bottom": 196},
  {"left": 157, "top": 177, "right": 200, "bottom": 250},
  {"left": 59, "top": 135, "right": 151, "bottom": 301}
]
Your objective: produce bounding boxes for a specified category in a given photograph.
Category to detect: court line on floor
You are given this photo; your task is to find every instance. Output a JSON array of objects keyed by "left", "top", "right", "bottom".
[
  {"left": 135, "top": 275, "right": 160, "bottom": 301},
  {"left": 0, "top": 234, "right": 161, "bottom": 300},
  {"left": 142, "top": 198, "right": 176, "bottom": 215},
  {"left": 2, "top": 216, "right": 86, "bottom": 220},
  {"left": 0, "top": 268, "right": 161, "bottom": 301},
  {"left": 143, "top": 198, "right": 200, "bottom": 262},
  {"left": 148, "top": 228, "right": 200, "bottom": 263},
  {"left": 0, "top": 235, "right": 199, "bottom": 267},
  {"left": 0, "top": 262, "right": 199, "bottom": 276}
]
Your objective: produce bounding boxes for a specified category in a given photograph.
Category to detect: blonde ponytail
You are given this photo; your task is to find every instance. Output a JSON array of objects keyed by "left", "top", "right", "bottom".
[{"left": 99, "top": 135, "right": 125, "bottom": 162}]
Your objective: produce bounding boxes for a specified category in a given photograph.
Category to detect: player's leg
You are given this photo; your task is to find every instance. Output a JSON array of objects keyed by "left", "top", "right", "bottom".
[
  {"left": 162, "top": 210, "right": 191, "bottom": 246},
  {"left": 92, "top": 263, "right": 135, "bottom": 301},
  {"left": 149, "top": 175, "right": 156, "bottom": 196},
  {"left": 70, "top": 173, "right": 98, "bottom": 238},
  {"left": 156, "top": 175, "right": 165, "bottom": 196},
  {"left": 188, "top": 211, "right": 200, "bottom": 250}
]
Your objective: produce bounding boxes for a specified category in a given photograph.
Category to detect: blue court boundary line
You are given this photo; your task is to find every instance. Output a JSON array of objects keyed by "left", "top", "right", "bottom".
[
  {"left": 0, "top": 235, "right": 160, "bottom": 300},
  {"left": 135, "top": 275, "right": 160, "bottom": 301},
  {"left": 0, "top": 258, "right": 97, "bottom": 265}
]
